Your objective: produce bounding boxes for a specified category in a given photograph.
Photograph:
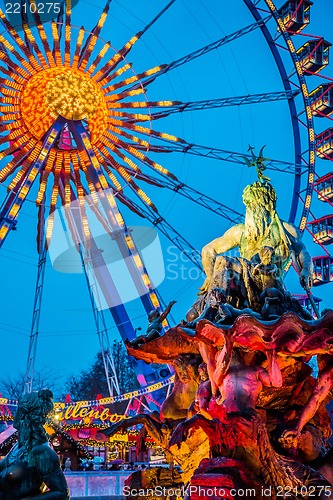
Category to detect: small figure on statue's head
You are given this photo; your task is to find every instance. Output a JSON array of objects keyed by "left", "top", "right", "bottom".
[
  {"left": 125, "top": 300, "right": 177, "bottom": 349},
  {"left": 240, "top": 145, "right": 271, "bottom": 183}
]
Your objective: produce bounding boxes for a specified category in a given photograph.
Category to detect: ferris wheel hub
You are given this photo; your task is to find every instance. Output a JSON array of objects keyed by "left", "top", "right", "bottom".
[
  {"left": 46, "top": 70, "right": 99, "bottom": 121},
  {"left": 21, "top": 67, "right": 108, "bottom": 142}
]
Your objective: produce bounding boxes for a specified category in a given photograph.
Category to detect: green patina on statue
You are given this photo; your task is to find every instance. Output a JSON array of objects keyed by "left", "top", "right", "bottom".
[{"left": 0, "top": 389, "right": 69, "bottom": 500}]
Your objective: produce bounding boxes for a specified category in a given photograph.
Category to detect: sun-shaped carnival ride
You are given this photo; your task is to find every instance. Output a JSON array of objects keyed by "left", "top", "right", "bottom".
[{"left": 0, "top": 0, "right": 332, "bottom": 406}]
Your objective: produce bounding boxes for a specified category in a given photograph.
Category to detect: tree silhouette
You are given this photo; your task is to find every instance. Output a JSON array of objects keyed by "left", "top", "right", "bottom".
[{"left": 64, "top": 341, "right": 138, "bottom": 401}]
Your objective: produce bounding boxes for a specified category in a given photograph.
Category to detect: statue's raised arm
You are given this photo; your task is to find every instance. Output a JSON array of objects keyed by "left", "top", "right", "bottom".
[{"left": 201, "top": 224, "right": 244, "bottom": 293}]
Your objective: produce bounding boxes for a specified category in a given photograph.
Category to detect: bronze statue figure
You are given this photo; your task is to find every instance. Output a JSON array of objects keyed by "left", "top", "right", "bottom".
[
  {"left": 125, "top": 300, "right": 176, "bottom": 349},
  {"left": 0, "top": 389, "right": 70, "bottom": 500}
]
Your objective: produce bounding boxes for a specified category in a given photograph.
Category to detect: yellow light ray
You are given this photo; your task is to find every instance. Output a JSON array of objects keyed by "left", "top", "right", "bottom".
[
  {"left": 72, "top": 27, "right": 85, "bottom": 69},
  {"left": 0, "top": 96, "right": 20, "bottom": 104},
  {"left": 0, "top": 105, "right": 20, "bottom": 113},
  {"left": 97, "top": 142, "right": 141, "bottom": 181},
  {"left": 0, "top": 34, "right": 36, "bottom": 75},
  {"left": 8, "top": 163, "right": 30, "bottom": 192},
  {"left": 98, "top": 135, "right": 141, "bottom": 173},
  {"left": 78, "top": 0, "right": 111, "bottom": 71},
  {"left": 102, "top": 164, "right": 123, "bottom": 192},
  {"left": 65, "top": 0, "right": 72, "bottom": 67},
  {"left": 21, "top": 23, "right": 48, "bottom": 69},
  {"left": 111, "top": 100, "right": 175, "bottom": 109},
  {"left": 104, "top": 65, "right": 165, "bottom": 92},
  {"left": 78, "top": 138, "right": 122, "bottom": 212},
  {"left": 97, "top": 62, "right": 132, "bottom": 85},
  {"left": 85, "top": 42, "right": 111, "bottom": 76},
  {"left": 0, "top": 52, "right": 31, "bottom": 80},
  {"left": 52, "top": 21, "right": 63, "bottom": 67},
  {"left": 7, "top": 142, "right": 42, "bottom": 190},
  {"left": 106, "top": 88, "right": 145, "bottom": 104},
  {"left": 0, "top": 138, "right": 31, "bottom": 162},
  {"left": 108, "top": 124, "right": 149, "bottom": 149},
  {"left": 93, "top": 148, "right": 124, "bottom": 193},
  {"left": 36, "top": 150, "right": 56, "bottom": 205},
  {"left": 0, "top": 130, "right": 30, "bottom": 148},
  {"left": 0, "top": 8, "right": 42, "bottom": 70},
  {"left": 96, "top": 143, "right": 127, "bottom": 174},
  {"left": 117, "top": 120, "right": 184, "bottom": 144},
  {"left": 0, "top": 111, "right": 19, "bottom": 121},
  {"left": 71, "top": 185, "right": 91, "bottom": 244},
  {"left": 77, "top": 151, "right": 99, "bottom": 206},
  {"left": 29, "top": 7, "right": 56, "bottom": 67},
  {"left": 0, "top": 137, "right": 37, "bottom": 181},
  {"left": 45, "top": 154, "right": 63, "bottom": 243},
  {"left": 93, "top": 33, "right": 140, "bottom": 83},
  {"left": 64, "top": 152, "right": 71, "bottom": 204},
  {"left": 0, "top": 118, "right": 27, "bottom": 135},
  {"left": 0, "top": 79, "right": 24, "bottom": 93},
  {"left": 7, "top": 162, "right": 40, "bottom": 221},
  {"left": 0, "top": 68, "right": 26, "bottom": 85},
  {"left": 108, "top": 110, "right": 150, "bottom": 122},
  {"left": 71, "top": 153, "right": 85, "bottom": 204},
  {"left": 103, "top": 123, "right": 179, "bottom": 180},
  {"left": 115, "top": 168, "right": 157, "bottom": 211},
  {"left": 46, "top": 211, "right": 55, "bottom": 244},
  {"left": 100, "top": 129, "right": 153, "bottom": 169},
  {"left": 0, "top": 121, "right": 22, "bottom": 134}
]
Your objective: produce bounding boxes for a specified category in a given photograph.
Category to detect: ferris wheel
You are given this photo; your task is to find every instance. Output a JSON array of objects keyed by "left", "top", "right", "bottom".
[{"left": 0, "top": 0, "right": 332, "bottom": 399}]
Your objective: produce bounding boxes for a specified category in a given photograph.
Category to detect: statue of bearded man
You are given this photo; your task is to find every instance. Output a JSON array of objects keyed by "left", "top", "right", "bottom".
[{"left": 200, "top": 181, "right": 313, "bottom": 296}]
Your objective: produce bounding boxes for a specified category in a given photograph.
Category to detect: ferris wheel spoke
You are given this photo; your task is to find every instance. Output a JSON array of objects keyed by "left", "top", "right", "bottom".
[
  {"left": 64, "top": 0, "right": 72, "bottom": 67},
  {"left": 78, "top": 0, "right": 111, "bottom": 70},
  {"left": 0, "top": 42, "right": 33, "bottom": 78},
  {"left": 119, "top": 90, "right": 300, "bottom": 123},
  {"left": 0, "top": 8, "right": 42, "bottom": 69},
  {"left": 115, "top": 117, "right": 305, "bottom": 175},
  {"left": 117, "top": 190, "right": 203, "bottom": 271},
  {"left": 51, "top": 20, "right": 63, "bottom": 66},
  {"left": 120, "top": 166, "right": 244, "bottom": 224},
  {"left": 94, "top": 0, "right": 176, "bottom": 83},
  {"left": 122, "top": 16, "right": 272, "bottom": 93},
  {"left": 0, "top": 118, "right": 64, "bottom": 246},
  {"left": 145, "top": 139, "right": 307, "bottom": 175},
  {"left": 19, "top": 0, "right": 55, "bottom": 67},
  {"left": 21, "top": 20, "right": 49, "bottom": 70}
]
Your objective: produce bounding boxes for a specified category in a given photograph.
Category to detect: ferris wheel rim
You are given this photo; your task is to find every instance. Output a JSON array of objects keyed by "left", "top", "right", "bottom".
[{"left": 244, "top": 0, "right": 316, "bottom": 233}]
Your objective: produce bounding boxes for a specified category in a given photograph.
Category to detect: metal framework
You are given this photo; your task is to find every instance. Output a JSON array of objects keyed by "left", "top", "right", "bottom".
[
  {"left": 127, "top": 90, "right": 300, "bottom": 123},
  {"left": 24, "top": 244, "right": 47, "bottom": 394},
  {"left": 78, "top": 244, "right": 120, "bottom": 397}
]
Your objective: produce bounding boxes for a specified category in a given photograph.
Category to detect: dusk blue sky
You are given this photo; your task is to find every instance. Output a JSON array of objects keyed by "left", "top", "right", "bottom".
[{"left": 0, "top": 0, "right": 332, "bottom": 397}]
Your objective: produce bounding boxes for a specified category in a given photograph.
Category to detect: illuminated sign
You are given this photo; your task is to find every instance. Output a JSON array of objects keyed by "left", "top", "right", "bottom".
[{"left": 54, "top": 403, "right": 128, "bottom": 423}]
